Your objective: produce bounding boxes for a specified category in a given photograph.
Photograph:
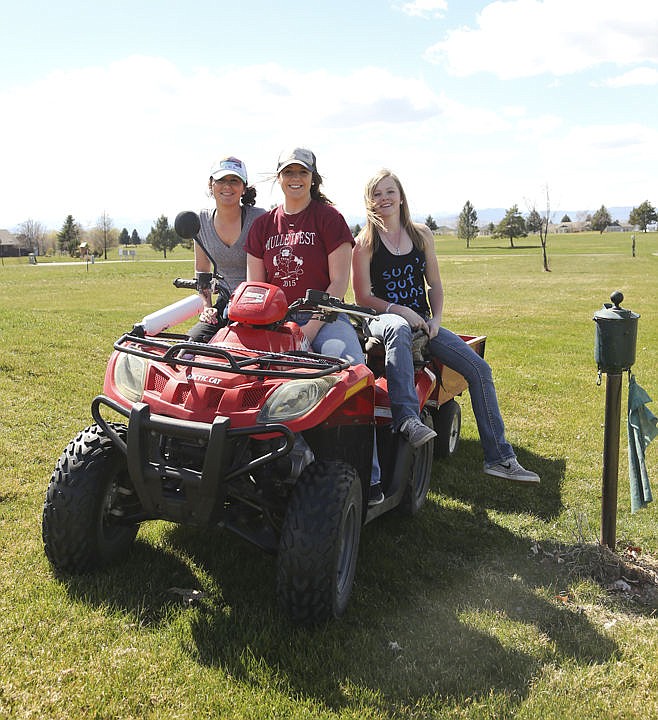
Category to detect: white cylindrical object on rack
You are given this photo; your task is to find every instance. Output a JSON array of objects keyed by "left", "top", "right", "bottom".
[{"left": 136, "top": 294, "right": 204, "bottom": 336}]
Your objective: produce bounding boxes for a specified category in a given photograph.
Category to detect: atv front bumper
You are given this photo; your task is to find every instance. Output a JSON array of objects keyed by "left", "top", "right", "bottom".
[{"left": 91, "top": 395, "right": 295, "bottom": 526}]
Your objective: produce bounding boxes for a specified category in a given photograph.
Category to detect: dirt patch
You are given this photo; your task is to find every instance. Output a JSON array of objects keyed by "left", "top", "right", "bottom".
[{"left": 531, "top": 541, "right": 658, "bottom": 609}]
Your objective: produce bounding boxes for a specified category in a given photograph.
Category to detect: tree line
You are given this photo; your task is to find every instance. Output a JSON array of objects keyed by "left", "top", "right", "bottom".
[
  {"left": 11, "top": 213, "right": 190, "bottom": 259},
  {"left": 9, "top": 199, "right": 658, "bottom": 260},
  {"left": 451, "top": 199, "right": 658, "bottom": 251}
]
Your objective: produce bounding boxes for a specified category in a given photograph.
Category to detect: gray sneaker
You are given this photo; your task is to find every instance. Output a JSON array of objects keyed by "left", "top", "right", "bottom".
[
  {"left": 399, "top": 416, "right": 437, "bottom": 448},
  {"left": 484, "top": 458, "right": 540, "bottom": 484}
]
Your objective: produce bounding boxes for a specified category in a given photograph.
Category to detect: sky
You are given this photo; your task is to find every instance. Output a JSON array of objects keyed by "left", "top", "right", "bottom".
[{"left": 1, "top": 0, "right": 657, "bottom": 234}]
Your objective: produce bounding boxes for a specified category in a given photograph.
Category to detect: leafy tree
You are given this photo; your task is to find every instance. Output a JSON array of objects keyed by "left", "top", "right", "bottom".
[
  {"left": 486, "top": 222, "right": 495, "bottom": 235},
  {"left": 591, "top": 205, "right": 612, "bottom": 234},
  {"left": 57, "top": 215, "right": 81, "bottom": 256},
  {"left": 118, "top": 228, "right": 131, "bottom": 245},
  {"left": 425, "top": 215, "right": 438, "bottom": 232},
  {"left": 457, "top": 200, "right": 478, "bottom": 248},
  {"left": 147, "top": 215, "right": 179, "bottom": 258},
  {"left": 526, "top": 208, "right": 543, "bottom": 234},
  {"left": 560, "top": 214, "right": 571, "bottom": 223},
  {"left": 629, "top": 200, "right": 657, "bottom": 232},
  {"left": 131, "top": 229, "right": 141, "bottom": 244},
  {"left": 493, "top": 204, "right": 527, "bottom": 248}
]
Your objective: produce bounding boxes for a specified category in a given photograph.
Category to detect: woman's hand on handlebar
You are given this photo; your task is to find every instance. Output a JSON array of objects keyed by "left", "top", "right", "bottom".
[{"left": 199, "top": 307, "right": 219, "bottom": 325}]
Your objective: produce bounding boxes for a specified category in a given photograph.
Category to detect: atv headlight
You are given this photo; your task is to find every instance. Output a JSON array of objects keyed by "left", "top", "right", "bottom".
[
  {"left": 114, "top": 352, "right": 147, "bottom": 403},
  {"left": 258, "top": 377, "right": 339, "bottom": 422}
]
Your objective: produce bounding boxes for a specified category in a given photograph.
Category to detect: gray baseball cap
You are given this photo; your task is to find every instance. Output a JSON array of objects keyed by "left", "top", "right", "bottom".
[{"left": 276, "top": 147, "right": 317, "bottom": 174}]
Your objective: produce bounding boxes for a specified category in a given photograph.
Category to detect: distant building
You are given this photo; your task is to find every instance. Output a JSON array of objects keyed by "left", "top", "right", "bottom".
[
  {"left": 0, "top": 229, "right": 21, "bottom": 257},
  {"left": 552, "top": 220, "right": 591, "bottom": 233}
]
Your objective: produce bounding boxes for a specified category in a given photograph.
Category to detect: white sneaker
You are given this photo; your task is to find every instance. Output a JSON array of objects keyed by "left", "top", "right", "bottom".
[
  {"left": 399, "top": 416, "right": 437, "bottom": 448},
  {"left": 484, "top": 458, "right": 540, "bottom": 484}
]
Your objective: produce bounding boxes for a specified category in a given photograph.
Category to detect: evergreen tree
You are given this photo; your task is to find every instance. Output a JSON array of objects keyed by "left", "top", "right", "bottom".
[
  {"left": 147, "top": 215, "right": 179, "bottom": 258},
  {"left": 425, "top": 215, "right": 438, "bottom": 232},
  {"left": 457, "top": 201, "right": 478, "bottom": 248},
  {"left": 351, "top": 223, "right": 362, "bottom": 237},
  {"left": 629, "top": 200, "right": 657, "bottom": 232},
  {"left": 526, "top": 209, "right": 543, "bottom": 234},
  {"left": 118, "top": 228, "right": 131, "bottom": 245},
  {"left": 591, "top": 205, "right": 612, "bottom": 234},
  {"left": 57, "top": 214, "right": 81, "bottom": 256},
  {"left": 131, "top": 229, "right": 141, "bottom": 244},
  {"left": 560, "top": 214, "right": 571, "bottom": 223},
  {"left": 493, "top": 205, "right": 527, "bottom": 248}
]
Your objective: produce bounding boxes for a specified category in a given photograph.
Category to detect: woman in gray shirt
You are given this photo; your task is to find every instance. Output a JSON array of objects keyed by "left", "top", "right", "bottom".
[{"left": 188, "top": 155, "right": 266, "bottom": 342}]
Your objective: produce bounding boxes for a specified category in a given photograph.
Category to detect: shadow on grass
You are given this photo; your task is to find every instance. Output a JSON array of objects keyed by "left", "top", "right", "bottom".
[
  {"left": 58, "top": 443, "right": 608, "bottom": 715},
  {"left": 166, "top": 505, "right": 619, "bottom": 712},
  {"left": 432, "top": 438, "right": 566, "bottom": 521}
]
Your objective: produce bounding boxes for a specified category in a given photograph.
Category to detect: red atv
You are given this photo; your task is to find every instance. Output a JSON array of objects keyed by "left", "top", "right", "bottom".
[{"left": 42, "top": 214, "right": 485, "bottom": 625}]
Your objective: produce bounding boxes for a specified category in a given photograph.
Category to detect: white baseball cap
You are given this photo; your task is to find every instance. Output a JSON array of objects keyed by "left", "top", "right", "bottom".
[{"left": 210, "top": 156, "right": 248, "bottom": 184}]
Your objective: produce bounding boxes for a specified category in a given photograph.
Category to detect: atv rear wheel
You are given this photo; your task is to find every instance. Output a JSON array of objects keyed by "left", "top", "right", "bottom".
[
  {"left": 433, "top": 399, "right": 461, "bottom": 458},
  {"left": 277, "top": 460, "right": 362, "bottom": 625},
  {"left": 42, "top": 424, "right": 140, "bottom": 573},
  {"left": 400, "top": 413, "right": 434, "bottom": 515}
]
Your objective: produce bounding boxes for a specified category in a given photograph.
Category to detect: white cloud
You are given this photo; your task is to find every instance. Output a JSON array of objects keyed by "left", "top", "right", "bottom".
[
  {"left": 0, "top": 58, "right": 450, "bottom": 228},
  {"left": 1, "top": 54, "right": 656, "bottom": 232},
  {"left": 397, "top": 0, "right": 448, "bottom": 18},
  {"left": 596, "top": 67, "right": 658, "bottom": 87},
  {"left": 425, "top": 0, "right": 658, "bottom": 78}
]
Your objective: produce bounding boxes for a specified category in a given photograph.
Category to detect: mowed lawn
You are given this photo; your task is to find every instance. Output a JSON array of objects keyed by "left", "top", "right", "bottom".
[{"left": 1, "top": 232, "right": 657, "bottom": 719}]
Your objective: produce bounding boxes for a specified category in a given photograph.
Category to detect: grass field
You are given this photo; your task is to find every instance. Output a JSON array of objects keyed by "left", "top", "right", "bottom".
[{"left": 1, "top": 232, "right": 657, "bottom": 719}]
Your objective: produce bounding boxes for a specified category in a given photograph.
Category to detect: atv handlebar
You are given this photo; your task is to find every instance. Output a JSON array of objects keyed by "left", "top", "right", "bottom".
[
  {"left": 173, "top": 277, "right": 199, "bottom": 290},
  {"left": 173, "top": 280, "right": 379, "bottom": 322},
  {"left": 291, "top": 289, "right": 379, "bottom": 320}
]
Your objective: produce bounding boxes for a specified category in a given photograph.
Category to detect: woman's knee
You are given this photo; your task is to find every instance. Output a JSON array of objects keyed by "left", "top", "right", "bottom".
[{"left": 381, "top": 315, "right": 412, "bottom": 344}]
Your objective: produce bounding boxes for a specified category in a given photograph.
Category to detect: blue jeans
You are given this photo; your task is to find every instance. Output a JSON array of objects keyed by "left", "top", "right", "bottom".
[
  {"left": 366, "top": 313, "right": 419, "bottom": 430},
  {"left": 366, "top": 314, "right": 515, "bottom": 466},
  {"left": 297, "top": 313, "right": 380, "bottom": 483},
  {"left": 309, "top": 313, "right": 365, "bottom": 365}
]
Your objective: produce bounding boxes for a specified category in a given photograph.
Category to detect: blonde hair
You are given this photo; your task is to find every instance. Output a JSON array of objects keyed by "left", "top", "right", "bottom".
[{"left": 362, "top": 169, "right": 425, "bottom": 253}]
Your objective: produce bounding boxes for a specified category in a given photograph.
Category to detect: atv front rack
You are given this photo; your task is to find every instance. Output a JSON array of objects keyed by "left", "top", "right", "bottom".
[{"left": 113, "top": 333, "right": 350, "bottom": 379}]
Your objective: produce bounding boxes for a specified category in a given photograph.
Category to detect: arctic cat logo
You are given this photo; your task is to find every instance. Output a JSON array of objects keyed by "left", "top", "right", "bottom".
[{"left": 187, "top": 373, "right": 223, "bottom": 385}]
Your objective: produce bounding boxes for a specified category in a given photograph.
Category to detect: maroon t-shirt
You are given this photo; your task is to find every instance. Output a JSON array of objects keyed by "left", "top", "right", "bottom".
[{"left": 246, "top": 200, "right": 354, "bottom": 305}]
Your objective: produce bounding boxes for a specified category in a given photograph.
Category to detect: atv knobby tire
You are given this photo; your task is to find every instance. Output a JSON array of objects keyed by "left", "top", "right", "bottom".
[
  {"left": 42, "top": 424, "right": 140, "bottom": 573},
  {"left": 277, "top": 460, "right": 362, "bottom": 625}
]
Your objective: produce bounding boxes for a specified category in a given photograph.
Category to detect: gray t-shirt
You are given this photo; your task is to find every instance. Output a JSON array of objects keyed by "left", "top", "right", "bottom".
[{"left": 196, "top": 205, "right": 266, "bottom": 291}]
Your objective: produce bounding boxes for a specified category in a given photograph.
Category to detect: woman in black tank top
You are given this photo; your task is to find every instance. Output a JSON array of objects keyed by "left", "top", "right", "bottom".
[{"left": 352, "top": 169, "right": 540, "bottom": 484}]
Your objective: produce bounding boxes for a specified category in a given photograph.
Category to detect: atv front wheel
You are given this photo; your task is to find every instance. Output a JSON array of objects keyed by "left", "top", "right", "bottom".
[
  {"left": 42, "top": 424, "right": 140, "bottom": 573},
  {"left": 277, "top": 460, "right": 362, "bottom": 625}
]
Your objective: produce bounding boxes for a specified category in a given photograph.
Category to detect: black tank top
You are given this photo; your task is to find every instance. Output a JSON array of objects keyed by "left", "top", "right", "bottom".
[{"left": 370, "top": 236, "right": 430, "bottom": 317}]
